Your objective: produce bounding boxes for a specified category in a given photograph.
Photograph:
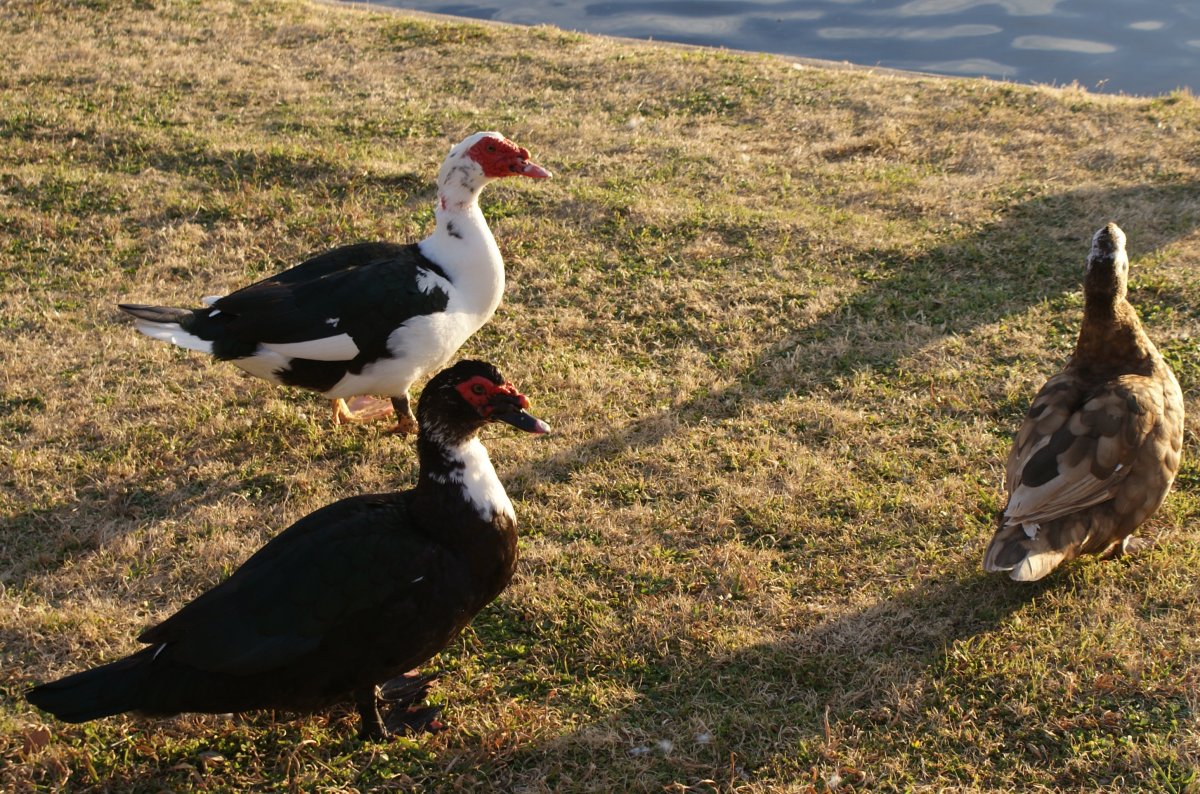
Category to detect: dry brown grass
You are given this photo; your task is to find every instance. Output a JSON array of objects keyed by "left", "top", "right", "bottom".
[{"left": 3, "top": 0, "right": 1200, "bottom": 791}]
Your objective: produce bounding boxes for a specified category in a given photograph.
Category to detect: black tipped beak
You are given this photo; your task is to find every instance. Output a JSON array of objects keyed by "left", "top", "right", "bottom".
[{"left": 494, "top": 407, "right": 551, "bottom": 434}]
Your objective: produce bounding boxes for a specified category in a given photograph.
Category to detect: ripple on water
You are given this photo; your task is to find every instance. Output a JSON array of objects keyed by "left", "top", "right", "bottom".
[
  {"left": 892, "top": 0, "right": 1067, "bottom": 16},
  {"left": 1012, "top": 35, "right": 1117, "bottom": 54},
  {"left": 919, "top": 57, "right": 1018, "bottom": 77},
  {"left": 817, "top": 24, "right": 1003, "bottom": 41}
]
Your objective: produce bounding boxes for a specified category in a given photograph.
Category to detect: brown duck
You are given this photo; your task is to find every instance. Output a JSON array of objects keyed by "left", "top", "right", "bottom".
[{"left": 984, "top": 222, "right": 1184, "bottom": 581}]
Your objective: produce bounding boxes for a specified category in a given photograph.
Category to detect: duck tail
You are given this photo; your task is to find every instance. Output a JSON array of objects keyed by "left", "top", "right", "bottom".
[
  {"left": 983, "top": 520, "right": 1068, "bottom": 582},
  {"left": 118, "top": 303, "right": 214, "bottom": 354},
  {"left": 26, "top": 648, "right": 156, "bottom": 723}
]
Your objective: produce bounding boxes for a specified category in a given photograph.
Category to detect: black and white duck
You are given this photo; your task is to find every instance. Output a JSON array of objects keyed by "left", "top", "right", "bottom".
[
  {"left": 27, "top": 360, "right": 550, "bottom": 740},
  {"left": 120, "top": 133, "right": 551, "bottom": 433}
]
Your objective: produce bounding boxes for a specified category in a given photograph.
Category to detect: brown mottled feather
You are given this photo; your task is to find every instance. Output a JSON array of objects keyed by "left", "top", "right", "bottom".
[{"left": 984, "top": 223, "right": 1184, "bottom": 581}]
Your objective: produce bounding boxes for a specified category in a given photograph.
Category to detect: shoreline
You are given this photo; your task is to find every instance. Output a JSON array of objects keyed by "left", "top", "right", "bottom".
[{"left": 325, "top": 0, "right": 1191, "bottom": 99}]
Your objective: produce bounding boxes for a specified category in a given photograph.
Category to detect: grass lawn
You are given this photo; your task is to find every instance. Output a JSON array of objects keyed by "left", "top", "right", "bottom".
[{"left": 3, "top": 0, "right": 1200, "bottom": 790}]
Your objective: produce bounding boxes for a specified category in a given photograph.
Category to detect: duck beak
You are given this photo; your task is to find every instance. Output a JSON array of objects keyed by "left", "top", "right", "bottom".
[
  {"left": 496, "top": 410, "right": 552, "bottom": 436},
  {"left": 513, "top": 158, "right": 552, "bottom": 179},
  {"left": 488, "top": 386, "right": 551, "bottom": 434}
]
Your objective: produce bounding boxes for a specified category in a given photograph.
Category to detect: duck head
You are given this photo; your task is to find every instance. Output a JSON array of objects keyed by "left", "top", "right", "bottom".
[
  {"left": 419, "top": 360, "right": 551, "bottom": 443},
  {"left": 1084, "top": 221, "right": 1129, "bottom": 306},
  {"left": 438, "top": 132, "right": 551, "bottom": 205}
]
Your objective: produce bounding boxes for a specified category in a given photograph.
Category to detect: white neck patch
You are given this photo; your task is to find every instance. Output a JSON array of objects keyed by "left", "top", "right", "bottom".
[{"left": 440, "top": 437, "right": 516, "bottom": 523}]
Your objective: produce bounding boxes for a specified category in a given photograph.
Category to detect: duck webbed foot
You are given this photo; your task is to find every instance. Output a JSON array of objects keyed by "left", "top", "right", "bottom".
[
  {"left": 381, "top": 670, "right": 444, "bottom": 735},
  {"left": 354, "top": 672, "right": 444, "bottom": 741},
  {"left": 332, "top": 396, "right": 397, "bottom": 426},
  {"left": 1102, "top": 535, "right": 1155, "bottom": 560},
  {"left": 387, "top": 395, "right": 419, "bottom": 436}
]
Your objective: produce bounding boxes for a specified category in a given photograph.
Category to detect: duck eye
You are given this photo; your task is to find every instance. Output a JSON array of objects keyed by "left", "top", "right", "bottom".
[
  {"left": 471, "top": 383, "right": 487, "bottom": 395},
  {"left": 487, "top": 144, "right": 496, "bottom": 152}
]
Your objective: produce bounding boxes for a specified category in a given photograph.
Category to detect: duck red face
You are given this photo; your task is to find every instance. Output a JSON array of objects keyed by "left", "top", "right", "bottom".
[
  {"left": 456, "top": 376, "right": 550, "bottom": 434},
  {"left": 466, "top": 135, "right": 552, "bottom": 180}
]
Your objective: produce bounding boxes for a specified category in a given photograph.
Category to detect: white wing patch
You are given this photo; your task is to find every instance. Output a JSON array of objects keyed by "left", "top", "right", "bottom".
[
  {"left": 1011, "top": 549, "right": 1068, "bottom": 582},
  {"left": 416, "top": 267, "right": 453, "bottom": 296},
  {"left": 261, "top": 334, "right": 360, "bottom": 361},
  {"left": 233, "top": 348, "right": 291, "bottom": 384},
  {"left": 314, "top": 312, "right": 472, "bottom": 400}
]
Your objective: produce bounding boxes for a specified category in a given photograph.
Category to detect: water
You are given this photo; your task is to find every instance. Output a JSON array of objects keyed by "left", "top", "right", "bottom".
[{"left": 358, "top": 0, "right": 1200, "bottom": 96}]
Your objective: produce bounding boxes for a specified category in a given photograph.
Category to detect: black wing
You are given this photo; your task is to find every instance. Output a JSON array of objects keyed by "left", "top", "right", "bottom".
[
  {"left": 138, "top": 492, "right": 444, "bottom": 676},
  {"left": 188, "top": 242, "right": 451, "bottom": 361}
]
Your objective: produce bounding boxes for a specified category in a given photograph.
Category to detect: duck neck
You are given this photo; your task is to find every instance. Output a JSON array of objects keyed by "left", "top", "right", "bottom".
[
  {"left": 1074, "top": 294, "right": 1156, "bottom": 375},
  {"left": 418, "top": 164, "right": 505, "bottom": 316},
  {"left": 415, "top": 428, "right": 516, "bottom": 527},
  {"left": 412, "top": 427, "right": 519, "bottom": 602}
]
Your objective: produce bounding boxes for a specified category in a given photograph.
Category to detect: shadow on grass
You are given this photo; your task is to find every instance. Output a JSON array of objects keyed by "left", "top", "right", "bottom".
[
  {"left": 616, "top": 570, "right": 1050, "bottom": 723},
  {"left": 3, "top": 120, "right": 443, "bottom": 582},
  {"left": 473, "top": 181, "right": 1200, "bottom": 788},
  {"left": 494, "top": 561, "right": 1190, "bottom": 791},
  {"left": 0, "top": 475, "right": 263, "bottom": 591},
  {"left": 450, "top": 569, "right": 1061, "bottom": 790},
  {"left": 5, "top": 177, "right": 1197, "bottom": 785},
  {"left": 507, "top": 179, "right": 1200, "bottom": 499},
  {"left": 0, "top": 393, "right": 388, "bottom": 593}
]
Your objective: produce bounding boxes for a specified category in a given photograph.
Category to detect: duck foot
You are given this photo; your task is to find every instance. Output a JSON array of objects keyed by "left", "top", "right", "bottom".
[
  {"left": 386, "top": 395, "right": 419, "bottom": 436},
  {"left": 1103, "top": 535, "right": 1155, "bottom": 560},
  {"left": 332, "top": 396, "right": 396, "bottom": 426},
  {"left": 385, "top": 703, "right": 445, "bottom": 735},
  {"left": 379, "top": 670, "right": 440, "bottom": 704},
  {"left": 354, "top": 700, "right": 444, "bottom": 741},
  {"left": 381, "top": 671, "right": 444, "bottom": 734},
  {"left": 355, "top": 673, "right": 445, "bottom": 741}
]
